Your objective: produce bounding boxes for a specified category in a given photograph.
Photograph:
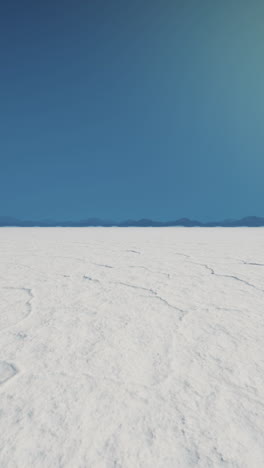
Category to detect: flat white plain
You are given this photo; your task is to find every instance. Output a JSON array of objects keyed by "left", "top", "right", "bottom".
[{"left": 0, "top": 227, "right": 264, "bottom": 468}]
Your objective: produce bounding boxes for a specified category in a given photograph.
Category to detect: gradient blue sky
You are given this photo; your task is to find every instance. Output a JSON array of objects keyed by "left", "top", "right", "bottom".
[{"left": 1, "top": 0, "right": 264, "bottom": 221}]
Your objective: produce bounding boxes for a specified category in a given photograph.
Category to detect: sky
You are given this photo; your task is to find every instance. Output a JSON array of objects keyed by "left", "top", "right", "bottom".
[{"left": 1, "top": 0, "right": 264, "bottom": 222}]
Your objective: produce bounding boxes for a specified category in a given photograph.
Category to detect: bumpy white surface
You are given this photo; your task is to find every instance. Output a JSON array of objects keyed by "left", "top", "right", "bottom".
[{"left": 0, "top": 227, "right": 264, "bottom": 468}]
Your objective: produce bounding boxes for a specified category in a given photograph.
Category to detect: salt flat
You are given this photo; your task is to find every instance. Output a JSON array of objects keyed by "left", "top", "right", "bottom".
[{"left": 0, "top": 227, "right": 264, "bottom": 468}]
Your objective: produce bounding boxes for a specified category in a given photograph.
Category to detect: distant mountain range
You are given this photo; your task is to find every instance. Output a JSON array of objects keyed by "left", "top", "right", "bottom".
[{"left": 1, "top": 216, "right": 264, "bottom": 227}]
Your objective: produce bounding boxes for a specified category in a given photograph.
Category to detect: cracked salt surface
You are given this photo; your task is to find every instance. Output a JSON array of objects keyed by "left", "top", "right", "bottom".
[{"left": 0, "top": 227, "right": 264, "bottom": 467}]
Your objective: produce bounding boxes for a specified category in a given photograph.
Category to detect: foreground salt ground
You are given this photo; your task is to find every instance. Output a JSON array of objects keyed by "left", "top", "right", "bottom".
[{"left": 0, "top": 228, "right": 264, "bottom": 468}]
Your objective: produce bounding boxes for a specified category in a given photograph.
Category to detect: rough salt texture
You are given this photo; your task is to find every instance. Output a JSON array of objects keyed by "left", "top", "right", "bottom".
[{"left": 0, "top": 227, "right": 263, "bottom": 467}]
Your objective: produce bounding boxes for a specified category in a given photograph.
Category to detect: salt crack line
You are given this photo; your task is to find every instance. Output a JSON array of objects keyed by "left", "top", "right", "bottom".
[
  {"left": 114, "top": 281, "right": 156, "bottom": 295},
  {"left": 193, "top": 262, "right": 264, "bottom": 293},
  {"left": 0, "top": 286, "right": 34, "bottom": 332},
  {"left": 129, "top": 265, "right": 170, "bottom": 279},
  {"left": 150, "top": 295, "right": 187, "bottom": 321},
  {"left": 93, "top": 263, "right": 114, "bottom": 269},
  {"left": 241, "top": 260, "right": 264, "bottom": 267},
  {"left": 83, "top": 275, "right": 100, "bottom": 283},
  {"left": 173, "top": 252, "right": 191, "bottom": 260},
  {"left": 113, "top": 281, "right": 187, "bottom": 320}
]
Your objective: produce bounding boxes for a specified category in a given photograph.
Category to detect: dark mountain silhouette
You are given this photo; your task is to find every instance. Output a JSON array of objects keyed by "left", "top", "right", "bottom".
[{"left": 1, "top": 216, "right": 264, "bottom": 227}]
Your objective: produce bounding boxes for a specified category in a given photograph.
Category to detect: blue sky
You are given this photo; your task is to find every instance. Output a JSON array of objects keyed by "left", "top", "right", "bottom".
[{"left": 1, "top": 0, "right": 264, "bottom": 221}]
